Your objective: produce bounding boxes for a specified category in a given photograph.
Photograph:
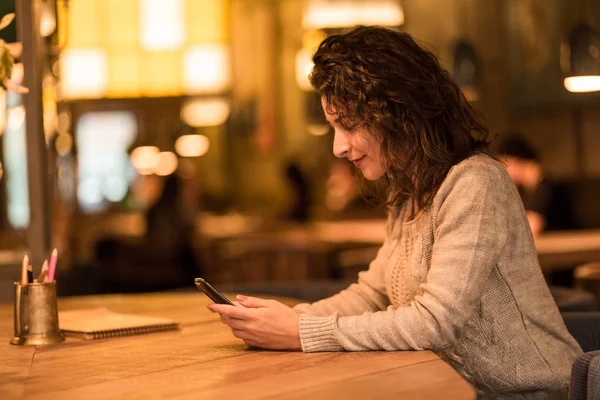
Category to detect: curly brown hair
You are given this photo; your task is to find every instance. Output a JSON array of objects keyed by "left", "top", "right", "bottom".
[{"left": 309, "top": 26, "right": 493, "bottom": 211}]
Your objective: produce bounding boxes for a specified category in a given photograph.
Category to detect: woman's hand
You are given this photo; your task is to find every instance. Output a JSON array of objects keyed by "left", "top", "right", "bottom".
[{"left": 207, "top": 295, "right": 302, "bottom": 350}]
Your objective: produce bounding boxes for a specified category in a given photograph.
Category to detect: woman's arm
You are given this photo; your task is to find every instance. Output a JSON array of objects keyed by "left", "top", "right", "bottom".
[
  {"left": 208, "top": 217, "right": 395, "bottom": 350},
  {"left": 299, "top": 161, "right": 511, "bottom": 352}
]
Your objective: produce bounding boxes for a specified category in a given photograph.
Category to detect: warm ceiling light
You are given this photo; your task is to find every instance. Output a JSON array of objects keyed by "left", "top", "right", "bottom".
[
  {"left": 55, "top": 133, "right": 73, "bottom": 156},
  {"left": 563, "top": 23, "right": 600, "bottom": 93},
  {"left": 175, "top": 134, "right": 210, "bottom": 157},
  {"left": 131, "top": 146, "right": 159, "bottom": 175},
  {"left": 303, "top": 0, "right": 404, "bottom": 29},
  {"left": 296, "top": 30, "right": 327, "bottom": 91},
  {"left": 153, "top": 151, "right": 178, "bottom": 176},
  {"left": 56, "top": 110, "right": 71, "bottom": 134},
  {"left": 40, "top": 0, "right": 57, "bottom": 37},
  {"left": 7, "top": 106, "right": 25, "bottom": 130},
  {"left": 60, "top": 49, "right": 108, "bottom": 99},
  {"left": 295, "top": 49, "right": 315, "bottom": 91},
  {"left": 183, "top": 45, "right": 230, "bottom": 94},
  {"left": 180, "top": 97, "right": 230, "bottom": 127},
  {"left": 564, "top": 76, "right": 600, "bottom": 92},
  {"left": 140, "top": 0, "right": 185, "bottom": 51},
  {"left": 307, "top": 124, "right": 330, "bottom": 136},
  {"left": 102, "top": 175, "right": 128, "bottom": 202}
]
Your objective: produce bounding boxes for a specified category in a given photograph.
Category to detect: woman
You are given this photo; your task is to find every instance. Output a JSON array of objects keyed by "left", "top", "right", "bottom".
[{"left": 208, "top": 26, "right": 581, "bottom": 398}]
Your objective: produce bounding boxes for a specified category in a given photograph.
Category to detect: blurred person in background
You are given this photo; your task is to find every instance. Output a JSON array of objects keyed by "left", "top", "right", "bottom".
[
  {"left": 324, "top": 159, "right": 373, "bottom": 219},
  {"left": 325, "top": 159, "right": 358, "bottom": 213},
  {"left": 141, "top": 174, "right": 200, "bottom": 288},
  {"left": 208, "top": 26, "right": 581, "bottom": 398},
  {"left": 283, "top": 161, "right": 311, "bottom": 223},
  {"left": 96, "top": 173, "right": 201, "bottom": 292},
  {"left": 146, "top": 175, "right": 195, "bottom": 254},
  {"left": 495, "top": 133, "right": 576, "bottom": 236}
]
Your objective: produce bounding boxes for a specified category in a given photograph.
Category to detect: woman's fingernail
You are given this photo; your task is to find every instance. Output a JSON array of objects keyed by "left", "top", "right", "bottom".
[
  {"left": 207, "top": 305, "right": 214, "bottom": 312},
  {"left": 236, "top": 294, "right": 247, "bottom": 302}
]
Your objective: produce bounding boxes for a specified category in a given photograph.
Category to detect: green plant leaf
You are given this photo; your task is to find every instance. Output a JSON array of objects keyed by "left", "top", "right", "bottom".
[
  {"left": 0, "top": 43, "right": 14, "bottom": 90},
  {"left": 0, "top": 13, "right": 15, "bottom": 31}
]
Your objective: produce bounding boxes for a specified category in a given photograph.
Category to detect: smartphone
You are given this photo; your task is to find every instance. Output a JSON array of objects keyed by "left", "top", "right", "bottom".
[{"left": 194, "top": 278, "right": 235, "bottom": 306}]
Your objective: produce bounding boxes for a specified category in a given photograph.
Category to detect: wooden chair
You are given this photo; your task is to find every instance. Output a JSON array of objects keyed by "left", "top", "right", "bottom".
[
  {"left": 570, "top": 350, "right": 600, "bottom": 400},
  {"left": 563, "top": 312, "right": 600, "bottom": 400}
]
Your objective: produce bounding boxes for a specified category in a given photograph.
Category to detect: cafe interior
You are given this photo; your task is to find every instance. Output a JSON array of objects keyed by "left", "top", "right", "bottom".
[{"left": 3, "top": 0, "right": 600, "bottom": 398}]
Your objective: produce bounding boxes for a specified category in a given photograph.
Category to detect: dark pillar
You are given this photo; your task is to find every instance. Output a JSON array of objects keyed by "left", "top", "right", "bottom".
[{"left": 16, "top": 0, "right": 52, "bottom": 267}]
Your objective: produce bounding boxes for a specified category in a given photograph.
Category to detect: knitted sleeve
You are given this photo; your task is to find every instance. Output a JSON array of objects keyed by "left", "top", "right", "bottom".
[
  {"left": 298, "top": 160, "right": 511, "bottom": 352},
  {"left": 292, "top": 222, "right": 393, "bottom": 317}
]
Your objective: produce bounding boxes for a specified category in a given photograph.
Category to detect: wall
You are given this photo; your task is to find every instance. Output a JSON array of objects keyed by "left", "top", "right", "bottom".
[
  {"left": 65, "top": 0, "right": 600, "bottom": 217},
  {"left": 227, "top": 0, "right": 290, "bottom": 214}
]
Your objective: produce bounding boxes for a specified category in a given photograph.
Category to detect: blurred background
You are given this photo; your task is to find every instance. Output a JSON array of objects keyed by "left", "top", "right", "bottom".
[{"left": 2, "top": 0, "right": 600, "bottom": 306}]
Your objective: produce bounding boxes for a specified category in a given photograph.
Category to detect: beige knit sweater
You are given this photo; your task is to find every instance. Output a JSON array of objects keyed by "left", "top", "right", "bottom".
[{"left": 294, "top": 154, "right": 582, "bottom": 399}]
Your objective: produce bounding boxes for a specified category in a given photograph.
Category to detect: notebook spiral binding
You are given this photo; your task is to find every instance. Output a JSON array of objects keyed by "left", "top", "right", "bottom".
[{"left": 90, "top": 323, "right": 179, "bottom": 340}]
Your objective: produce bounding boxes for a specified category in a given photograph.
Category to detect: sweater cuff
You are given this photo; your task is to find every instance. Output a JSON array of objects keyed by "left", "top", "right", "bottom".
[{"left": 299, "top": 313, "right": 343, "bottom": 353}]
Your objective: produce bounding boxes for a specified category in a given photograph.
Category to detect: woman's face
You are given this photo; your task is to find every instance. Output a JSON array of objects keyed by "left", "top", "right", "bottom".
[{"left": 322, "top": 96, "right": 386, "bottom": 181}]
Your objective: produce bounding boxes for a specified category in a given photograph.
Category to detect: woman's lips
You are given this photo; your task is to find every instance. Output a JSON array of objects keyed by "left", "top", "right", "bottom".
[{"left": 352, "top": 156, "right": 365, "bottom": 167}]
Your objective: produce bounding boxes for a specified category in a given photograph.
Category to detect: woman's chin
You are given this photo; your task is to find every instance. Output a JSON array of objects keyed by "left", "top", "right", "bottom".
[
  {"left": 361, "top": 168, "right": 385, "bottom": 181},
  {"left": 363, "top": 171, "right": 381, "bottom": 181}
]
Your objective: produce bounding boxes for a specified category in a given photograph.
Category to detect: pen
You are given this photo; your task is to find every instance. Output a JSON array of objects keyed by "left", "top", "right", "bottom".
[
  {"left": 21, "top": 255, "right": 28, "bottom": 284},
  {"left": 26, "top": 263, "right": 33, "bottom": 284},
  {"left": 38, "top": 259, "right": 48, "bottom": 283},
  {"left": 48, "top": 248, "right": 58, "bottom": 282}
]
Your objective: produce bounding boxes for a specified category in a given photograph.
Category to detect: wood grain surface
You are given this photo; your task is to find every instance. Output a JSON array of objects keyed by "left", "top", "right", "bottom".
[{"left": 0, "top": 291, "right": 475, "bottom": 400}]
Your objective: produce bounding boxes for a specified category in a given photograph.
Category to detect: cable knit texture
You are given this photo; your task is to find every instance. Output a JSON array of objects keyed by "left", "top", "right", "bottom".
[{"left": 294, "top": 154, "right": 582, "bottom": 399}]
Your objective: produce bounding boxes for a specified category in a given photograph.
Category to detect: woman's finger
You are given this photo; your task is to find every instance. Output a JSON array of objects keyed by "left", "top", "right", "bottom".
[
  {"left": 208, "top": 303, "right": 253, "bottom": 320},
  {"left": 222, "top": 315, "right": 249, "bottom": 330},
  {"left": 231, "top": 328, "right": 253, "bottom": 341},
  {"left": 236, "top": 295, "right": 272, "bottom": 308}
]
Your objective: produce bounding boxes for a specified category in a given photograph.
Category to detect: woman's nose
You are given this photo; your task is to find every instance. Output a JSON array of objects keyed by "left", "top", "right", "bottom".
[{"left": 333, "top": 130, "right": 350, "bottom": 158}]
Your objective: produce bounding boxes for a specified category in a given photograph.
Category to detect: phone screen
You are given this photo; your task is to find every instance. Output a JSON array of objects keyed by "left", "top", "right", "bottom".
[{"left": 194, "top": 278, "right": 235, "bottom": 305}]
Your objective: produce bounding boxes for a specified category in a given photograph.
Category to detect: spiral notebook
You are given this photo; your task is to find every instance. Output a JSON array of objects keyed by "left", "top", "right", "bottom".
[{"left": 59, "top": 307, "right": 179, "bottom": 340}]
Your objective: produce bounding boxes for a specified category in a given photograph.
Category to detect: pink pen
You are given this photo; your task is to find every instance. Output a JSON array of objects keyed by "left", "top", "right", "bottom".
[{"left": 48, "top": 248, "right": 58, "bottom": 282}]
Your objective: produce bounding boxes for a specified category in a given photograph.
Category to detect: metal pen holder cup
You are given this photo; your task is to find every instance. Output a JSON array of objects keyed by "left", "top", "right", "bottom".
[{"left": 10, "top": 281, "right": 65, "bottom": 346}]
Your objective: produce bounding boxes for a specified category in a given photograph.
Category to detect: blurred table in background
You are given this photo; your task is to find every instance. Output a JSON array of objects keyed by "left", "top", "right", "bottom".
[
  {"left": 198, "top": 217, "right": 386, "bottom": 284},
  {"left": 309, "top": 219, "right": 386, "bottom": 244},
  {"left": 196, "top": 214, "right": 387, "bottom": 244},
  {"left": 535, "top": 230, "right": 600, "bottom": 271},
  {"left": 62, "top": 212, "right": 600, "bottom": 288},
  {"left": 70, "top": 212, "right": 146, "bottom": 262},
  {"left": 198, "top": 216, "right": 600, "bottom": 283}
]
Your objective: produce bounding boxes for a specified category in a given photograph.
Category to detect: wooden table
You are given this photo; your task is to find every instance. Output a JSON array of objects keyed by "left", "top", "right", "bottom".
[{"left": 0, "top": 292, "right": 475, "bottom": 400}]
